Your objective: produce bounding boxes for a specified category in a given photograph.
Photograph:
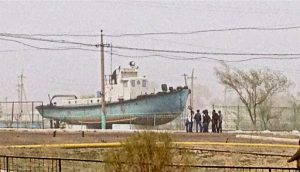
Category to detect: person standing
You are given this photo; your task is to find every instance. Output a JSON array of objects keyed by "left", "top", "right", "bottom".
[
  {"left": 194, "top": 109, "right": 202, "bottom": 133},
  {"left": 212, "top": 110, "right": 218, "bottom": 133},
  {"left": 202, "top": 109, "right": 211, "bottom": 133},
  {"left": 188, "top": 111, "right": 194, "bottom": 132},
  {"left": 217, "top": 110, "right": 223, "bottom": 133},
  {"left": 185, "top": 117, "right": 189, "bottom": 133}
]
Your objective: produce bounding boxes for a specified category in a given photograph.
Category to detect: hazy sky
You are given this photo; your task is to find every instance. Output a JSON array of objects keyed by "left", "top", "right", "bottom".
[{"left": 0, "top": 1, "right": 299, "bottom": 103}]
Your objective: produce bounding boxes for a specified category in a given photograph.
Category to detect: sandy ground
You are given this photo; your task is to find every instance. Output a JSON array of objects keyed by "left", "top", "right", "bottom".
[
  {"left": 0, "top": 129, "right": 299, "bottom": 168},
  {"left": 0, "top": 128, "right": 299, "bottom": 145}
]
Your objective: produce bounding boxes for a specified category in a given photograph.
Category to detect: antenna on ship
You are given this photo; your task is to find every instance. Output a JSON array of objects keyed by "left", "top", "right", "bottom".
[{"left": 100, "top": 30, "right": 106, "bottom": 129}]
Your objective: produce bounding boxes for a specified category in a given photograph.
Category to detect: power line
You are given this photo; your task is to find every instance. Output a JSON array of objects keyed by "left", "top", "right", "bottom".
[
  {"left": 2, "top": 33, "right": 100, "bottom": 37},
  {"left": 109, "top": 52, "right": 300, "bottom": 63},
  {"left": 1, "top": 25, "right": 300, "bottom": 38},
  {"left": 1, "top": 32, "right": 300, "bottom": 62},
  {"left": 0, "top": 37, "right": 84, "bottom": 51},
  {"left": 111, "top": 45, "right": 300, "bottom": 56},
  {"left": 0, "top": 37, "right": 98, "bottom": 52},
  {"left": 0, "top": 33, "right": 96, "bottom": 47},
  {"left": 1, "top": 35, "right": 300, "bottom": 62},
  {"left": 104, "top": 26, "right": 300, "bottom": 37}
]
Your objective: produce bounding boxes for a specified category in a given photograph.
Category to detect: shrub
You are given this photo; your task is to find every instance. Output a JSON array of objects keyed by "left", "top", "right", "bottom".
[{"left": 103, "top": 132, "right": 193, "bottom": 172}]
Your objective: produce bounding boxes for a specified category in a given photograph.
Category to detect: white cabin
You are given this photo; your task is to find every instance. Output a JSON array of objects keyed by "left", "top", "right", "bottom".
[
  {"left": 105, "top": 62, "right": 150, "bottom": 102},
  {"left": 55, "top": 62, "right": 152, "bottom": 106}
]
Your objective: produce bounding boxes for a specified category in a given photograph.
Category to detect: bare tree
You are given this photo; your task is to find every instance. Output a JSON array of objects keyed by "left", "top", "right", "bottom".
[{"left": 215, "top": 64, "right": 290, "bottom": 128}]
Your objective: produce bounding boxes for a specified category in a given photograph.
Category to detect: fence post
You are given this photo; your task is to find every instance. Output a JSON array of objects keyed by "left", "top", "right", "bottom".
[
  {"left": 11, "top": 102, "right": 14, "bottom": 128},
  {"left": 6, "top": 156, "right": 9, "bottom": 172},
  {"left": 297, "top": 106, "right": 300, "bottom": 130},
  {"left": 153, "top": 114, "right": 156, "bottom": 128},
  {"left": 293, "top": 104, "right": 297, "bottom": 130},
  {"left": 237, "top": 104, "right": 240, "bottom": 130},
  {"left": 32, "top": 102, "right": 34, "bottom": 129},
  {"left": 58, "top": 159, "right": 61, "bottom": 172},
  {"left": 41, "top": 102, "right": 44, "bottom": 129}
]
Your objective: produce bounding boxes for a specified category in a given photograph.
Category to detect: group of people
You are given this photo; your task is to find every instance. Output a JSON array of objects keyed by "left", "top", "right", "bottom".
[{"left": 185, "top": 109, "right": 223, "bottom": 133}]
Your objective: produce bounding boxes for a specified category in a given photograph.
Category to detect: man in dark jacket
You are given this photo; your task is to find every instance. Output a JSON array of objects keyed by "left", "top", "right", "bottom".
[
  {"left": 202, "top": 109, "right": 211, "bottom": 133},
  {"left": 217, "top": 110, "right": 223, "bottom": 133},
  {"left": 188, "top": 111, "right": 194, "bottom": 132},
  {"left": 212, "top": 110, "right": 219, "bottom": 133},
  {"left": 194, "top": 109, "right": 202, "bottom": 133}
]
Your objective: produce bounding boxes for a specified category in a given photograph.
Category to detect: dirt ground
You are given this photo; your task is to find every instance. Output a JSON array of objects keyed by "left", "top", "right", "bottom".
[
  {"left": 0, "top": 129, "right": 299, "bottom": 168},
  {"left": 0, "top": 129, "right": 299, "bottom": 145}
]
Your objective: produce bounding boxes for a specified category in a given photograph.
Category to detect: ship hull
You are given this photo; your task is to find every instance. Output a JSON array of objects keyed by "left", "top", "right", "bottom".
[{"left": 36, "top": 88, "right": 189, "bottom": 127}]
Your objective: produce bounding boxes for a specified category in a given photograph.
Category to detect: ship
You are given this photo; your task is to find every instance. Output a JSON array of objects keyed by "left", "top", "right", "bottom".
[{"left": 36, "top": 62, "right": 190, "bottom": 129}]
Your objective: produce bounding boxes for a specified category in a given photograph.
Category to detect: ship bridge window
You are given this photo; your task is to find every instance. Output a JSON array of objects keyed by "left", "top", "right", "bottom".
[
  {"left": 142, "top": 80, "right": 147, "bottom": 87},
  {"left": 131, "top": 80, "right": 135, "bottom": 87},
  {"left": 137, "top": 80, "right": 140, "bottom": 85}
]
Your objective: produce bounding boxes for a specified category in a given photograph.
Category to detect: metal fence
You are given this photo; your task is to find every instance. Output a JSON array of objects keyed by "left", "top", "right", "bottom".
[
  {"left": 162, "top": 105, "right": 300, "bottom": 131},
  {"left": 0, "top": 101, "right": 45, "bottom": 129},
  {"left": 214, "top": 104, "right": 300, "bottom": 131},
  {"left": 0, "top": 155, "right": 298, "bottom": 172},
  {"left": 0, "top": 155, "right": 105, "bottom": 172}
]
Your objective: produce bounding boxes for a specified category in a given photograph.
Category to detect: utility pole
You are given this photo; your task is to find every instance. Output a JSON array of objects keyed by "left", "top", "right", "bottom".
[
  {"left": 17, "top": 72, "right": 26, "bottom": 119},
  {"left": 16, "top": 72, "right": 27, "bottom": 128},
  {"left": 188, "top": 69, "right": 196, "bottom": 110},
  {"left": 190, "top": 69, "right": 194, "bottom": 109},
  {"left": 181, "top": 73, "right": 188, "bottom": 129},
  {"left": 110, "top": 43, "right": 113, "bottom": 75},
  {"left": 100, "top": 30, "right": 106, "bottom": 129}
]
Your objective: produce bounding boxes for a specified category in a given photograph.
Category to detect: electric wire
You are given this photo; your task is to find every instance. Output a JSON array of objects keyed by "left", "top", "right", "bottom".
[
  {"left": 110, "top": 52, "right": 300, "bottom": 62},
  {"left": 111, "top": 45, "right": 300, "bottom": 56},
  {"left": 1, "top": 33, "right": 300, "bottom": 63},
  {"left": 0, "top": 37, "right": 77, "bottom": 51},
  {"left": 104, "top": 26, "right": 300, "bottom": 37},
  {"left": 0, "top": 36, "right": 300, "bottom": 63},
  {"left": 1, "top": 25, "right": 300, "bottom": 38},
  {"left": 0, "top": 37, "right": 98, "bottom": 52},
  {"left": 0, "top": 33, "right": 96, "bottom": 47}
]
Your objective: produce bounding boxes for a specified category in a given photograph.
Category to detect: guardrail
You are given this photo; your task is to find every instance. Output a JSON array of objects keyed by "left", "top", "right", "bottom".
[{"left": 0, "top": 155, "right": 299, "bottom": 172}]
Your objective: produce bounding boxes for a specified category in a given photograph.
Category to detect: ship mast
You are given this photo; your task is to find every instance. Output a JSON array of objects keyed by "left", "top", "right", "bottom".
[{"left": 100, "top": 30, "right": 106, "bottom": 129}]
